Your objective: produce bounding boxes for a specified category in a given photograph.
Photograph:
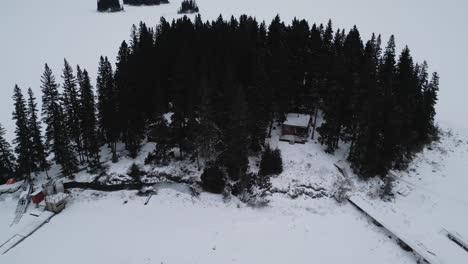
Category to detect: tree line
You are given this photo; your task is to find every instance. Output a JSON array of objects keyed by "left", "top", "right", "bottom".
[
  {"left": 0, "top": 15, "right": 438, "bottom": 189},
  {"left": 123, "top": 0, "right": 169, "bottom": 6}
]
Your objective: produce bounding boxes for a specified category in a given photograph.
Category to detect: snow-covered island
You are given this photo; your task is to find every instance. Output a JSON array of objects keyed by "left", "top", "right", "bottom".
[{"left": 1, "top": 1, "right": 468, "bottom": 264}]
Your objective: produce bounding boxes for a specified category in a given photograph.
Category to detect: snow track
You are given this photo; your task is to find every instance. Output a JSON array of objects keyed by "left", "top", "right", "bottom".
[{"left": 1, "top": 210, "right": 55, "bottom": 255}]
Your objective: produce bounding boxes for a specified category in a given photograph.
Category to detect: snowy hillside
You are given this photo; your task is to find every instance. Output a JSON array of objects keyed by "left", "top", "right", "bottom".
[
  {"left": 0, "top": 125, "right": 420, "bottom": 264},
  {"left": 1, "top": 1, "right": 468, "bottom": 264},
  {"left": 2, "top": 122, "right": 468, "bottom": 263}
]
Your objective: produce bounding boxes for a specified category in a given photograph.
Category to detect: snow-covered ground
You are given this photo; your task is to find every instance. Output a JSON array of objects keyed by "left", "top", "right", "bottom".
[
  {"left": 349, "top": 128, "right": 468, "bottom": 264},
  {"left": 1, "top": 122, "right": 467, "bottom": 263},
  {"left": 0, "top": 190, "right": 416, "bottom": 264}
]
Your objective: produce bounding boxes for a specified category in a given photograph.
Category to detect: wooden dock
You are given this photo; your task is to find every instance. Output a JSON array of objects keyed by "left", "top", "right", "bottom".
[{"left": 348, "top": 196, "right": 468, "bottom": 264}]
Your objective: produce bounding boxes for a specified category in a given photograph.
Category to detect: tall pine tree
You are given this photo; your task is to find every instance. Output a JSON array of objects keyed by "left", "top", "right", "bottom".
[
  {"left": 224, "top": 85, "right": 249, "bottom": 190},
  {"left": 26, "top": 88, "right": 49, "bottom": 176},
  {"left": 77, "top": 66, "right": 101, "bottom": 167},
  {"left": 97, "top": 56, "right": 120, "bottom": 162},
  {"left": 41, "top": 64, "right": 78, "bottom": 177},
  {"left": 0, "top": 124, "right": 16, "bottom": 182},
  {"left": 62, "top": 59, "right": 85, "bottom": 163},
  {"left": 12, "top": 85, "right": 34, "bottom": 179}
]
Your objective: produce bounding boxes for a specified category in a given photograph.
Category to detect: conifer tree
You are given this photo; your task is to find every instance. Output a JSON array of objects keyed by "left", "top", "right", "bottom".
[
  {"left": 246, "top": 54, "right": 269, "bottom": 153},
  {"left": 224, "top": 85, "right": 249, "bottom": 189},
  {"left": 394, "top": 46, "right": 417, "bottom": 165},
  {"left": 12, "top": 85, "right": 35, "bottom": 179},
  {"left": 26, "top": 88, "right": 49, "bottom": 175},
  {"left": 318, "top": 29, "right": 347, "bottom": 153},
  {"left": 62, "top": 59, "right": 84, "bottom": 162},
  {"left": 0, "top": 124, "right": 16, "bottom": 181},
  {"left": 348, "top": 35, "right": 382, "bottom": 177},
  {"left": 77, "top": 66, "right": 101, "bottom": 167},
  {"left": 193, "top": 62, "right": 222, "bottom": 168},
  {"left": 97, "top": 56, "right": 119, "bottom": 162},
  {"left": 115, "top": 41, "right": 145, "bottom": 158},
  {"left": 380, "top": 35, "right": 397, "bottom": 173},
  {"left": 41, "top": 64, "right": 78, "bottom": 177},
  {"left": 423, "top": 72, "right": 439, "bottom": 136},
  {"left": 42, "top": 64, "right": 61, "bottom": 149},
  {"left": 341, "top": 25, "right": 364, "bottom": 149}
]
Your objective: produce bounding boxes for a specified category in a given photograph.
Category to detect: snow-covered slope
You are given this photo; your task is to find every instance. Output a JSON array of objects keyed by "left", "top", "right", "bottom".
[
  {"left": 1, "top": 190, "right": 417, "bottom": 264},
  {"left": 2, "top": 121, "right": 467, "bottom": 264},
  {"left": 1, "top": 0, "right": 468, "bottom": 140},
  {"left": 349, "top": 127, "right": 468, "bottom": 264}
]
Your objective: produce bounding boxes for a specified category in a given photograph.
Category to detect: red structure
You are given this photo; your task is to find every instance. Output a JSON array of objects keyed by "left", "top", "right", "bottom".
[
  {"left": 6, "top": 178, "right": 16, "bottom": 184},
  {"left": 31, "top": 189, "right": 45, "bottom": 204}
]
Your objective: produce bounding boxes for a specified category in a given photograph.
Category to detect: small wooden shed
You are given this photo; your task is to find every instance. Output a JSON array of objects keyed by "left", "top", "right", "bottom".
[
  {"left": 31, "top": 189, "right": 45, "bottom": 205},
  {"left": 280, "top": 113, "right": 311, "bottom": 144}
]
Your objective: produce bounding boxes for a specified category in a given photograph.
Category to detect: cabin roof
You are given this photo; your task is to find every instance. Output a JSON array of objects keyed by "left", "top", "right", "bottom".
[
  {"left": 31, "top": 189, "right": 43, "bottom": 196},
  {"left": 283, "top": 113, "right": 311, "bottom": 128}
]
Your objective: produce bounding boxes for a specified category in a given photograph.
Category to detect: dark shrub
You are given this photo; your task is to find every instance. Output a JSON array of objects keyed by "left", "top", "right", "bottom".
[
  {"left": 256, "top": 173, "right": 272, "bottom": 190},
  {"left": 259, "top": 147, "right": 283, "bottom": 176},
  {"left": 127, "top": 163, "right": 146, "bottom": 179},
  {"left": 144, "top": 144, "right": 173, "bottom": 166},
  {"left": 201, "top": 166, "right": 225, "bottom": 194}
]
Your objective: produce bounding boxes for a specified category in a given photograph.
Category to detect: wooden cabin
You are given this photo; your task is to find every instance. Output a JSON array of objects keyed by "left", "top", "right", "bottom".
[
  {"left": 280, "top": 113, "right": 311, "bottom": 144},
  {"left": 31, "top": 189, "right": 45, "bottom": 206}
]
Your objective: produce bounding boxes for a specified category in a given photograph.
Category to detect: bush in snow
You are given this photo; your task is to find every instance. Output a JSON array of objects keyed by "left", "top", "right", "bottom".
[
  {"left": 144, "top": 144, "right": 173, "bottom": 166},
  {"left": 380, "top": 175, "right": 395, "bottom": 201},
  {"left": 127, "top": 163, "right": 146, "bottom": 180},
  {"left": 256, "top": 173, "right": 272, "bottom": 190},
  {"left": 200, "top": 165, "right": 225, "bottom": 194},
  {"left": 259, "top": 146, "right": 283, "bottom": 176},
  {"left": 332, "top": 177, "right": 351, "bottom": 203}
]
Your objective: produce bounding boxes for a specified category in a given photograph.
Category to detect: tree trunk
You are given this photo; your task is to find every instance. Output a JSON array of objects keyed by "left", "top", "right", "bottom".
[
  {"left": 267, "top": 112, "right": 275, "bottom": 138},
  {"left": 311, "top": 108, "right": 319, "bottom": 140}
]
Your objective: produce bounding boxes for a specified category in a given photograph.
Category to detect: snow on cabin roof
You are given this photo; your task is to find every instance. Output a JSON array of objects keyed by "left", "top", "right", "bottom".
[
  {"left": 31, "top": 189, "right": 43, "bottom": 196},
  {"left": 45, "top": 192, "right": 68, "bottom": 204},
  {"left": 283, "top": 113, "right": 311, "bottom": 127}
]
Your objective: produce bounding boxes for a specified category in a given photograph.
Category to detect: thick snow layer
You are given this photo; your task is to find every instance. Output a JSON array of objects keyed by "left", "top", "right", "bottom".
[
  {"left": 0, "top": 181, "right": 23, "bottom": 194},
  {"left": 1, "top": 124, "right": 467, "bottom": 263},
  {"left": 1, "top": 0, "right": 468, "bottom": 141},
  {"left": 348, "top": 127, "right": 468, "bottom": 264},
  {"left": 283, "top": 113, "right": 311, "bottom": 128},
  {"left": 0, "top": 190, "right": 415, "bottom": 264}
]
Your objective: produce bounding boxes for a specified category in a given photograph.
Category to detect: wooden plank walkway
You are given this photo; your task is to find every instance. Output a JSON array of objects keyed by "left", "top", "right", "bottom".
[
  {"left": 349, "top": 195, "right": 468, "bottom": 264},
  {"left": 348, "top": 196, "right": 441, "bottom": 264},
  {"left": 1, "top": 211, "right": 55, "bottom": 255}
]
